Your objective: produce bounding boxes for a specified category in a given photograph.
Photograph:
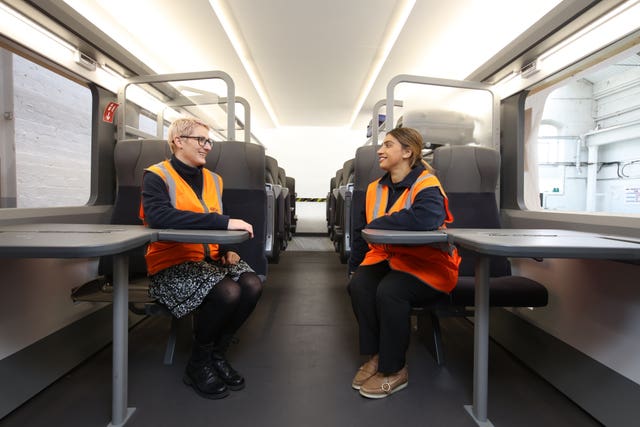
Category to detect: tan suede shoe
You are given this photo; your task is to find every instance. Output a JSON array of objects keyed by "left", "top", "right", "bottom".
[
  {"left": 358, "top": 365, "right": 408, "bottom": 398},
  {"left": 351, "top": 354, "right": 379, "bottom": 390}
]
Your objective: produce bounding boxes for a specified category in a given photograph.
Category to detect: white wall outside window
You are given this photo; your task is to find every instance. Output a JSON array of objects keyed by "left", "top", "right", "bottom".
[
  {"left": 525, "top": 49, "right": 640, "bottom": 216},
  {"left": 13, "top": 54, "right": 92, "bottom": 208}
]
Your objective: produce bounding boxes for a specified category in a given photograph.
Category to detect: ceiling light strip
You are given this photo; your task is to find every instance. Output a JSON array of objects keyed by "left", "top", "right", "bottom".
[
  {"left": 347, "top": 0, "right": 416, "bottom": 128},
  {"left": 209, "top": 0, "right": 280, "bottom": 128},
  {"left": 0, "top": 2, "right": 77, "bottom": 65}
]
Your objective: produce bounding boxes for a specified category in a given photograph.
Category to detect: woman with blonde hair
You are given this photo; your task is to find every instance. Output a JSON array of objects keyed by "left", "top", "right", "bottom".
[{"left": 140, "top": 117, "right": 262, "bottom": 399}]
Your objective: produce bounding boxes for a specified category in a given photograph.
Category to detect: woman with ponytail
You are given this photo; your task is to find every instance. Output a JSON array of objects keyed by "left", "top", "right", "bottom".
[{"left": 347, "top": 127, "right": 460, "bottom": 398}]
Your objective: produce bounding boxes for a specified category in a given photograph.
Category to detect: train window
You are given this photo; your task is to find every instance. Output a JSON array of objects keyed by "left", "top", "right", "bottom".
[
  {"left": 139, "top": 114, "right": 158, "bottom": 137},
  {"left": 0, "top": 49, "right": 92, "bottom": 208},
  {"left": 524, "top": 48, "right": 640, "bottom": 215}
]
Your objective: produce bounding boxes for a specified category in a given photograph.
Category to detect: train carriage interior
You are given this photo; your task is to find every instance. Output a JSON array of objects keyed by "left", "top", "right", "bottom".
[{"left": 1, "top": 1, "right": 640, "bottom": 426}]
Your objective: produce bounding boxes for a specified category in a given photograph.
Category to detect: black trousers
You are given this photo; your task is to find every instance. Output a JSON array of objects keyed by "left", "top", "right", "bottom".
[{"left": 348, "top": 261, "right": 445, "bottom": 373}]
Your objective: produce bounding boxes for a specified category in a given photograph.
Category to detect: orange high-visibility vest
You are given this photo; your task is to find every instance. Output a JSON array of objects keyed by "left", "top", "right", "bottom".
[
  {"left": 361, "top": 170, "right": 461, "bottom": 293},
  {"left": 139, "top": 160, "right": 224, "bottom": 275}
]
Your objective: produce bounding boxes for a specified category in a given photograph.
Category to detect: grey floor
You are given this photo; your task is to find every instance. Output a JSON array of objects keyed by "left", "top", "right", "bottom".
[
  {"left": 286, "top": 235, "right": 336, "bottom": 251},
  {"left": 1, "top": 243, "right": 601, "bottom": 427}
]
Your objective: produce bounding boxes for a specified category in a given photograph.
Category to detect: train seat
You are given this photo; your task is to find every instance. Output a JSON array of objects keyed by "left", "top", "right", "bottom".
[
  {"left": 278, "top": 167, "right": 292, "bottom": 242},
  {"left": 71, "top": 139, "right": 179, "bottom": 365},
  {"left": 333, "top": 158, "right": 354, "bottom": 263},
  {"left": 418, "top": 144, "right": 548, "bottom": 365},
  {"left": 264, "top": 155, "right": 283, "bottom": 263},
  {"left": 348, "top": 144, "right": 385, "bottom": 268},
  {"left": 207, "top": 141, "right": 268, "bottom": 278},
  {"left": 286, "top": 176, "right": 297, "bottom": 235},
  {"left": 326, "top": 171, "right": 340, "bottom": 239}
]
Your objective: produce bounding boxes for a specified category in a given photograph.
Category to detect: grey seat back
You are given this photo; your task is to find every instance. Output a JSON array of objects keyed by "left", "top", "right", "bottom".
[
  {"left": 286, "top": 176, "right": 297, "bottom": 234},
  {"left": 327, "top": 174, "right": 338, "bottom": 233},
  {"left": 348, "top": 145, "right": 385, "bottom": 265},
  {"left": 111, "top": 139, "right": 171, "bottom": 223},
  {"left": 102, "top": 139, "right": 171, "bottom": 277},
  {"left": 260, "top": 156, "right": 284, "bottom": 262},
  {"left": 334, "top": 159, "right": 354, "bottom": 234},
  {"left": 432, "top": 144, "right": 500, "bottom": 192},
  {"left": 279, "top": 167, "right": 291, "bottom": 238},
  {"left": 206, "top": 141, "right": 268, "bottom": 277},
  {"left": 353, "top": 145, "right": 384, "bottom": 192},
  {"left": 432, "top": 145, "right": 508, "bottom": 277},
  {"left": 265, "top": 156, "right": 279, "bottom": 186}
]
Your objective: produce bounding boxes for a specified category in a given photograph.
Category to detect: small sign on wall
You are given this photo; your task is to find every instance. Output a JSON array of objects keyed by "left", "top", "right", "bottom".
[
  {"left": 625, "top": 187, "right": 640, "bottom": 204},
  {"left": 102, "top": 102, "right": 119, "bottom": 123}
]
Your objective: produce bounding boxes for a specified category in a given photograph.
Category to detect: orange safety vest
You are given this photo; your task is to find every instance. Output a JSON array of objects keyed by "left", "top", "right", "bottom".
[
  {"left": 361, "top": 170, "right": 461, "bottom": 293},
  {"left": 139, "top": 160, "right": 224, "bottom": 275}
]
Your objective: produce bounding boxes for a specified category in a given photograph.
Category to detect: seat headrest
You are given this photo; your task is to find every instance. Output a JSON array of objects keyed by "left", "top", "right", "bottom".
[
  {"left": 278, "top": 167, "right": 287, "bottom": 187},
  {"left": 206, "top": 141, "right": 266, "bottom": 190},
  {"left": 341, "top": 158, "right": 354, "bottom": 186},
  {"left": 432, "top": 145, "right": 500, "bottom": 193},
  {"left": 402, "top": 110, "right": 475, "bottom": 147},
  {"left": 115, "top": 139, "right": 171, "bottom": 187},
  {"left": 353, "top": 145, "right": 384, "bottom": 191}
]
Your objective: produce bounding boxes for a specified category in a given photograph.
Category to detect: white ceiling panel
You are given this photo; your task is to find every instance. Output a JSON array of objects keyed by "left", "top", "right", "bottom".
[{"left": 227, "top": 0, "right": 400, "bottom": 126}]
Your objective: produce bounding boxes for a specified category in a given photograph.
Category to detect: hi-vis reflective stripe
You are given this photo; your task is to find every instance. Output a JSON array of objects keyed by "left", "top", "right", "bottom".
[
  {"left": 405, "top": 173, "right": 434, "bottom": 209},
  {"left": 373, "top": 185, "right": 385, "bottom": 218},
  {"left": 373, "top": 172, "right": 435, "bottom": 217},
  {"left": 204, "top": 169, "right": 223, "bottom": 212},
  {"left": 154, "top": 162, "right": 222, "bottom": 210},
  {"left": 155, "top": 162, "right": 176, "bottom": 206}
]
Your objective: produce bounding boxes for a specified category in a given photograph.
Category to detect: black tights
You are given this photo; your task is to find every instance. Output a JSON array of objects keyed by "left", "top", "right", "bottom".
[{"left": 193, "top": 272, "right": 263, "bottom": 346}]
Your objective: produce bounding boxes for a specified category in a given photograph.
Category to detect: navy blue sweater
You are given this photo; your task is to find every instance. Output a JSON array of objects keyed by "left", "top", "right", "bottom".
[
  {"left": 141, "top": 155, "right": 237, "bottom": 254},
  {"left": 348, "top": 163, "right": 446, "bottom": 273}
]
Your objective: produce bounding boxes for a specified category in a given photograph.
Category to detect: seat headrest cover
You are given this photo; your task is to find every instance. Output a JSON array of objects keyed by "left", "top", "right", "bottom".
[
  {"left": 115, "top": 139, "right": 171, "bottom": 187},
  {"left": 206, "top": 141, "right": 266, "bottom": 190},
  {"left": 341, "top": 158, "right": 354, "bottom": 186},
  {"left": 278, "top": 167, "right": 287, "bottom": 186},
  {"left": 402, "top": 110, "right": 475, "bottom": 146},
  {"left": 353, "top": 145, "right": 384, "bottom": 191},
  {"left": 432, "top": 145, "right": 500, "bottom": 193}
]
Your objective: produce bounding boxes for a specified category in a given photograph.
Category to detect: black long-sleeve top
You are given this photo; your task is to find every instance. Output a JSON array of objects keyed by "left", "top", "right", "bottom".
[
  {"left": 348, "top": 163, "right": 446, "bottom": 273},
  {"left": 141, "top": 155, "right": 237, "bottom": 254}
]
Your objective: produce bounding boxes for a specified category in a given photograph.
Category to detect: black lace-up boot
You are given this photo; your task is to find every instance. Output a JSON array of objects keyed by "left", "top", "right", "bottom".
[
  {"left": 183, "top": 343, "right": 229, "bottom": 399},
  {"left": 211, "top": 335, "right": 245, "bottom": 390}
]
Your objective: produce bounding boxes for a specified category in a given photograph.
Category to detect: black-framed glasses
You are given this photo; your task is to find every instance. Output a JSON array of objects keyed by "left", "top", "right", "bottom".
[{"left": 180, "top": 135, "right": 214, "bottom": 148}]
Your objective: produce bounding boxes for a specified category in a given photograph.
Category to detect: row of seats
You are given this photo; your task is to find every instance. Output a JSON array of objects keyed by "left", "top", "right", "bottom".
[
  {"left": 327, "top": 109, "right": 549, "bottom": 364},
  {"left": 265, "top": 155, "right": 297, "bottom": 263},
  {"left": 326, "top": 158, "right": 353, "bottom": 263},
  {"left": 326, "top": 145, "right": 384, "bottom": 264}
]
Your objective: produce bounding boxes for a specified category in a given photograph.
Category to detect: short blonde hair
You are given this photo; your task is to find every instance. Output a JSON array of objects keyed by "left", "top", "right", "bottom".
[{"left": 167, "top": 117, "right": 210, "bottom": 153}]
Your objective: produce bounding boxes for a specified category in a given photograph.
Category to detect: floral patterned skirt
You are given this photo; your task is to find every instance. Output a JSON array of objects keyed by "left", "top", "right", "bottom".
[{"left": 149, "top": 259, "right": 254, "bottom": 318}]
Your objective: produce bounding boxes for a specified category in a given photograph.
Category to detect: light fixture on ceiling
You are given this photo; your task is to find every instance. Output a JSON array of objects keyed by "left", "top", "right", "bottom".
[
  {"left": 538, "top": 0, "right": 640, "bottom": 73},
  {"left": 493, "top": 0, "right": 640, "bottom": 98},
  {"left": 209, "top": 0, "right": 280, "bottom": 128},
  {"left": 0, "top": 2, "right": 129, "bottom": 95},
  {"left": 0, "top": 2, "right": 75, "bottom": 57},
  {"left": 348, "top": 0, "right": 416, "bottom": 128}
]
